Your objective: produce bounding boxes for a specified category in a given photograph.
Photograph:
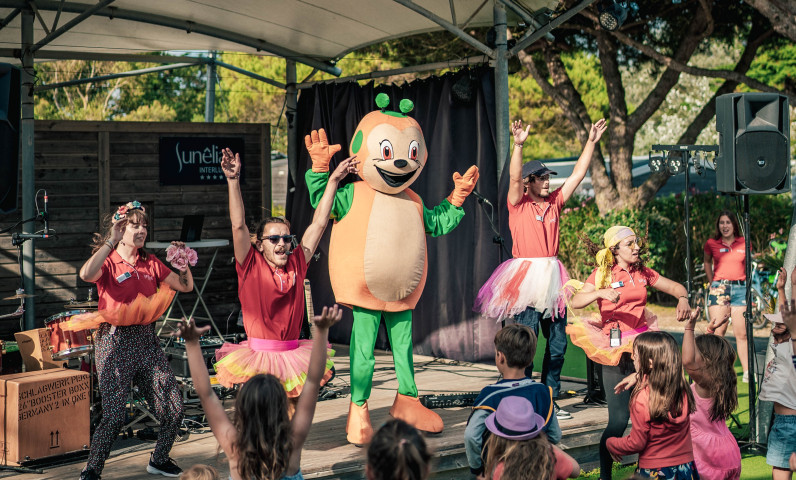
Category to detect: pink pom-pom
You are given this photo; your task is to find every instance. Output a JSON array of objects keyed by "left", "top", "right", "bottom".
[
  {"left": 165, "top": 245, "right": 179, "bottom": 262},
  {"left": 172, "top": 256, "right": 188, "bottom": 272},
  {"left": 185, "top": 248, "right": 198, "bottom": 266}
]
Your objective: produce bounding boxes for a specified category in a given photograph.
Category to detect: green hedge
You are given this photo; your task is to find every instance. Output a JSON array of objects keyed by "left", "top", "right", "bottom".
[{"left": 558, "top": 192, "right": 793, "bottom": 302}]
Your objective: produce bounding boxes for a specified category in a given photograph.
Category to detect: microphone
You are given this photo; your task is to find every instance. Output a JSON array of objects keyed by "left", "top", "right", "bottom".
[
  {"left": 43, "top": 190, "right": 49, "bottom": 237},
  {"left": 471, "top": 190, "right": 492, "bottom": 206}
]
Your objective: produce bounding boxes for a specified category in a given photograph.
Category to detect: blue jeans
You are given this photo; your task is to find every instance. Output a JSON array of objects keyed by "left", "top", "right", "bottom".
[{"left": 514, "top": 307, "right": 567, "bottom": 398}]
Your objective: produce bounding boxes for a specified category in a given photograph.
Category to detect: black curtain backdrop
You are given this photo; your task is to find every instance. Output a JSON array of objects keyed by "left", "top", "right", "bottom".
[{"left": 286, "top": 67, "right": 502, "bottom": 363}]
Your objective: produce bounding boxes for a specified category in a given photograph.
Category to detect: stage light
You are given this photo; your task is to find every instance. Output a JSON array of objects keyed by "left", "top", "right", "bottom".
[
  {"left": 666, "top": 151, "right": 686, "bottom": 175},
  {"left": 648, "top": 151, "right": 665, "bottom": 173},
  {"left": 599, "top": 1, "right": 628, "bottom": 31}
]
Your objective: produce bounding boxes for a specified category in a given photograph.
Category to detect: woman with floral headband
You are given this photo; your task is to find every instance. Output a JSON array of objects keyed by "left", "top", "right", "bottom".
[
  {"left": 77, "top": 200, "right": 195, "bottom": 480},
  {"left": 565, "top": 226, "right": 690, "bottom": 480}
]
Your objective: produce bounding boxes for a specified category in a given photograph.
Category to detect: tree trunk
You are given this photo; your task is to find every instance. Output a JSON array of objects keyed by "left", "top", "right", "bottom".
[{"left": 744, "top": 0, "right": 796, "bottom": 42}]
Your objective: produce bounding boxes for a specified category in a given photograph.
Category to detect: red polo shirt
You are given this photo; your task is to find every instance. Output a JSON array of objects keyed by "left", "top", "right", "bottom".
[
  {"left": 586, "top": 265, "right": 660, "bottom": 333},
  {"left": 703, "top": 237, "right": 746, "bottom": 281},
  {"left": 236, "top": 247, "right": 308, "bottom": 341},
  {"left": 95, "top": 250, "right": 172, "bottom": 310},
  {"left": 507, "top": 187, "right": 564, "bottom": 258}
]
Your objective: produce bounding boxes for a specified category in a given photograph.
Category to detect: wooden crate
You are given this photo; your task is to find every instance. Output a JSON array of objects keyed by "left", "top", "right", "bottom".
[{"left": 0, "top": 369, "right": 90, "bottom": 464}]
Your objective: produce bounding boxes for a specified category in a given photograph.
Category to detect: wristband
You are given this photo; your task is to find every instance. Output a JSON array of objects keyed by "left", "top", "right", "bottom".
[
  {"left": 514, "top": 143, "right": 524, "bottom": 148},
  {"left": 679, "top": 295, "right": 689, "bottom": 300},
  {"left": 684, "top": 327, "right": 694, "bottom": 331},
  {"left": 105, "top": 240, "right": 114, "bottom": 250},
  {"left": 226, "top": 173, "right": 240, "bottom": 180}
]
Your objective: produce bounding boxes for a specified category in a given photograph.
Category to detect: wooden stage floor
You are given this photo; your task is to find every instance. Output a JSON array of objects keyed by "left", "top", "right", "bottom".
[{"left": 2, "top": 345, "right": 610, "bottom": 479}]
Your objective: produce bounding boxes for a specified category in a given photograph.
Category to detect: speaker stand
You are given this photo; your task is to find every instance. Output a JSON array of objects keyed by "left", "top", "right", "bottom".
[{"left": 739, "top": 194, "right": 766, "bottom": 453}]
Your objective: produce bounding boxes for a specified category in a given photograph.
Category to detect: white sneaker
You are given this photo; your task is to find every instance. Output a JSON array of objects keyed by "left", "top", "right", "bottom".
[
  {"left": 742, "top": 371, "right": 749, "bottom": 383},
  {"left": 554, "top": 402, "right": 572, "bottom": 420}
]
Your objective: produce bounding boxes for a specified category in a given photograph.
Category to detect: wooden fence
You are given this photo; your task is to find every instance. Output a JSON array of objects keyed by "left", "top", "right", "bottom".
[{"left": 0, "top": 121, "right": 270, "bottom": 338}]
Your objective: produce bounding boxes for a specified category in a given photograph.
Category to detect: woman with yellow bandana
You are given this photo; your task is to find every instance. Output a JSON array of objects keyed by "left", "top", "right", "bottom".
[{"left": 565, "top": 226, "right": 690, "bottom": 480}]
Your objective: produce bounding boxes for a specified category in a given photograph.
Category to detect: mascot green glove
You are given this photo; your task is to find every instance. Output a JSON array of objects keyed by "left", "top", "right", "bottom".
[{"left": 305, "top": 94, "right": 479, "bottom": 444}]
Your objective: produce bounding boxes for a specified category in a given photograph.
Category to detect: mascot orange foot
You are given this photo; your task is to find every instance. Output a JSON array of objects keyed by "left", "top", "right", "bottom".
[
  {"left": 389, "top": 393, "right": 443, "bottom": 433},
  {"left": 346, "top": 401, "right": 374, "bottom": 445}
]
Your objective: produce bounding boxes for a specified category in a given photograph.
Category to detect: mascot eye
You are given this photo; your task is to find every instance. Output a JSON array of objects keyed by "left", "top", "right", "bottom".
[
  {"left": 408, "top": 140, "right": 419, "bottom": 161},
  {"left": 379, "top": 140, "right": 394, "bottom": 160}
]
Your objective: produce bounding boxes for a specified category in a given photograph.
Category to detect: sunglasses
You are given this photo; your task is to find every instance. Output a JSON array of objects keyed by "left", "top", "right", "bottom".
[{"left": 261, "top": 235, "right": 295, "bottom": 245}]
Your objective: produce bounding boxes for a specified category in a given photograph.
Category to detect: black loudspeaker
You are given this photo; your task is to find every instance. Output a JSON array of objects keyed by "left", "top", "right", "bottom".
[
  {"left": 0, "top": 63, "right": 21, "bottom": 214},
  {"left": 715, "top": 93, "right": 790, "bottom": 194}
]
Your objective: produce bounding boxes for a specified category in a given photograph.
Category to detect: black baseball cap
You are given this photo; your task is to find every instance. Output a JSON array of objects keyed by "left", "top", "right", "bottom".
[{"left": 521, "top": 160, "right": 558, "bottom": 179}]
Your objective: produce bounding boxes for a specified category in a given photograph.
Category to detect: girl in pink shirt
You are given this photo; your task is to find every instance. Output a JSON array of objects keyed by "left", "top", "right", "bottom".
[
  {"left": 608, "top": 331, "right": 697, "bottom": 479},
  {"left": 682, "top": 311, "right": 741, "bottom": 480}
]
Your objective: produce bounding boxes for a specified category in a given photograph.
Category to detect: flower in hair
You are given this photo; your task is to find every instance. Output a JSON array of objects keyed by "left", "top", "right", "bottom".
[{"left": 114, "top": 200, "right": 145, "bottom": 221}]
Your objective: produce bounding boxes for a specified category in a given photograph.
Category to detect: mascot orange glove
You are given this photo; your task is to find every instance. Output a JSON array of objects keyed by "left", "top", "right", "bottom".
[
  {"left": 446, "top": 165, "right": 480, "bottom": 207},
  {"left": 304, "top": 128, "right": 342, "bottom": 173}
]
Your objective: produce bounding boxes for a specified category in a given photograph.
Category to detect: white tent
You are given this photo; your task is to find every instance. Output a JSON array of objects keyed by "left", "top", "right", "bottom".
[{"left": 0, "top": 0, "right": 595, "bottom": 327}]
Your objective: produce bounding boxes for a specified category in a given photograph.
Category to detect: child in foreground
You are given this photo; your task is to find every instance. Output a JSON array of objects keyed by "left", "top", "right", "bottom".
[{"left": 177, "top": 305, "right": 342, "bottom": 480}]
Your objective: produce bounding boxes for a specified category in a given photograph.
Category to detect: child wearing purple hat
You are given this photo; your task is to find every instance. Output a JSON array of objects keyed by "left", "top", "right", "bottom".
[{"left": 483, "top": 396, "right": 580, "bottom": 480}]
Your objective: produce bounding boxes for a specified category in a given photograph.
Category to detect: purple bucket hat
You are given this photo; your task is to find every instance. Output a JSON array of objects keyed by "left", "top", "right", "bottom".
[{"left": 485, "top": 396, "right": 546, "bottom": 441}]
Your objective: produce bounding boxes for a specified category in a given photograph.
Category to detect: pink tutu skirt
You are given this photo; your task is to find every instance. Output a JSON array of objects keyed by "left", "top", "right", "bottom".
[
  {"left": 565, "top": 309, "right": 658, "bottom": 366},
  {"left": 214, "top": 338, "right": 334, "bottom": 397},
  {"left": 474, "top": 257, "right": 570, "bottom": 320}
]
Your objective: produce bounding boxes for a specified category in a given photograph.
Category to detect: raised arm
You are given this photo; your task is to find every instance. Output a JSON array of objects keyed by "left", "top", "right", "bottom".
[
  {"left": 178, "top": 318, "right": 236, "bottom": 454},
  {"left": 569, "top": 282, "right": 620, "bottom": 309},
  {"left": 507, "top": 120, "right": 531, "bottom": 207},
  {"left": 300, "top": 157, "right": 358, "bottom": 263},
  {"left": 221, "top": 148, "right": 252, "bottom": 265},
  {"left": 79, "top": 221, "right": 124, "bottom": 283},
  {"left": 560, "top": 119, "right": 606, "bottom": 203},
  {"left": 288, "top": 305, "right": 343, "bottom": 472}
]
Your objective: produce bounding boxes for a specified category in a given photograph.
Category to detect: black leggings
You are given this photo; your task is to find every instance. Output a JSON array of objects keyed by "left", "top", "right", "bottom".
[{"left": 599, "top": 355, "right": 635, "bottom": 480}]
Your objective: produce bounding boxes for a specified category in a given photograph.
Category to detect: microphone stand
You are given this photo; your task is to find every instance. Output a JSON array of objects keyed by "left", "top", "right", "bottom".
[{"left": 474, "top": 194, "right": 511, "bottom": 327}]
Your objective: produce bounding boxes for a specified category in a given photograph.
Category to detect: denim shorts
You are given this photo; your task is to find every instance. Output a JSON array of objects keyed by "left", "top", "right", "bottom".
[
  {"left": 707, "top": 281, "right": 747, "bottom": 307},
  {"left": 767, "top": 414, "right": 796, "bottom": 468}
]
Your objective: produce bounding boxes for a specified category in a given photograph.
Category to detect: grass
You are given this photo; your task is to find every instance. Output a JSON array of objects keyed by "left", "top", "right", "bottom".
[{"left": 529, "top": 308, "right": 773, "bottom": 479}]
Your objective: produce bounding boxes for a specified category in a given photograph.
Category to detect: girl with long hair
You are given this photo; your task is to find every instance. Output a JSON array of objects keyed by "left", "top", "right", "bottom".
[
  {"left": 566, "top": 226, "right": 691, "bottom": 480},
  {"left": 78, "top": 201, "right": 195, "bottom": 480},
  {"left": 481, "top": 396, "right": 580, "bottom": 480},
  {"left": 703, "top": 210, "right": 749, "bottom": 382},
  {"left": 607, "top": 331, "right": 697, "bottom": 479},
  {"left": 682, "top": 309, "right": 741, "bottom": 480},
  {"left": 178, "top": 305, "right": 342, "bottom": 480},
  {"left": 366, "top": 419, "right": 432, "bottom": 480}
]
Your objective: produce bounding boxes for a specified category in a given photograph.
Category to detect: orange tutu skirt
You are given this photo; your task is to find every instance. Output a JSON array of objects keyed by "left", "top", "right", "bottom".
[
  {"left": 214, "top": 338, "right": 334, "bottom": 397},
  {"left": 565, "top": 309, "right": 658, "bottom": 366},
  {"left": 61, "top": 287, "right": 175, "bottom": 331}
]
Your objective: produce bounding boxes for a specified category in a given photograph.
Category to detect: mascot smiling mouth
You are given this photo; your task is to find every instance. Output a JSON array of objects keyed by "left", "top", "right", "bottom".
[{"left": 375, "top": 166, "right": 417, "bottom": 187}]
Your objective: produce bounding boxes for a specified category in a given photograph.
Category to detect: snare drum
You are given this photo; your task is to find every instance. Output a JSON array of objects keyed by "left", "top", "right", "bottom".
[{"left": 46, "top": 310, "right": 94, "bottom": 360}]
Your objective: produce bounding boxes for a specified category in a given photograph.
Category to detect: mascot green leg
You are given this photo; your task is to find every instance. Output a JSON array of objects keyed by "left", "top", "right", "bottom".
[{"left": 350, "top": 307, "right": 417, "bottom": 406}]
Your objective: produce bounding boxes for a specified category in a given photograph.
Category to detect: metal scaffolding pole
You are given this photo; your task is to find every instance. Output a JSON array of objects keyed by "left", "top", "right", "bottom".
[
  {"left": 205, "top": 51, "right": 217, "bottom": 122},
  {"left": 493, "top": 3, "right": 510, "bottom": 179},
  {"left": 20, "top": 9, "right": 35, "bottom": 329},
  {"left": 285, "top": 59, "right": 298, "bottom": 196}
]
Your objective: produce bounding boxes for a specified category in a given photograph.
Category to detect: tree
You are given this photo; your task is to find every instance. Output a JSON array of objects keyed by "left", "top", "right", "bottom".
[
  {"left": 744, "top": 0, "right": 796, "bottom": 42},
  {"left": 517, "top": 0, "right": 792, "bottom": 213}
]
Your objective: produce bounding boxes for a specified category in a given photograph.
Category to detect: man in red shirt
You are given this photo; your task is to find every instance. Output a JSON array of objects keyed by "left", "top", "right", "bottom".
[{"left": 475, "top": 118, "right": 606, "bottom": 420}]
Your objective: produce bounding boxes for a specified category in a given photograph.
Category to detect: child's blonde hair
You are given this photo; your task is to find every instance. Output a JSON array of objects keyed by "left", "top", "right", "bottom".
[{"left": 180, "top": 464, "right": 220, "bottom": 480}]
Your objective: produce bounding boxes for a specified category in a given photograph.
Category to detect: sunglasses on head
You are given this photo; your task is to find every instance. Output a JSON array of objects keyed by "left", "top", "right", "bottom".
[{"left": 261, "top": 235, "right": 295, "bottom": 245}]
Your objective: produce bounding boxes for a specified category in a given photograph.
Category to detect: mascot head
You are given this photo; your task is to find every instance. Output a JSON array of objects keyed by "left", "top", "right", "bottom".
[{"left": 350, "top": 93, "right": 427, "bottom": 194}]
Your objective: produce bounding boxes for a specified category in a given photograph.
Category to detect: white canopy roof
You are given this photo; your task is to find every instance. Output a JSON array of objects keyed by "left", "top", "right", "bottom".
[{"left": 0, "top": 0, "right": 566, "bottom": 74}]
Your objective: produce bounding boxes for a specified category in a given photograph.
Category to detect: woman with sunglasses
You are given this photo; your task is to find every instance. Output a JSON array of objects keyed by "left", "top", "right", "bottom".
[
  {"left": 214, "top": 147, "right": 358, "bottom": 397},
  {"left": 565, "top": 226, "right": 690, "bottom": 480}
]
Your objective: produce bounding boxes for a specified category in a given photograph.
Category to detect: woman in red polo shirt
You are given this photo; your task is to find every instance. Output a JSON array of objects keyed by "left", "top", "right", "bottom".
[
  {"left": 77, "top": 201, "right": 195, "bottom": 480},
  {"left": 565, "top": 225, "right": 690, "bottom": 480},
  {"left": 703, "top": 210, "right": 749, "bottom": 382}
]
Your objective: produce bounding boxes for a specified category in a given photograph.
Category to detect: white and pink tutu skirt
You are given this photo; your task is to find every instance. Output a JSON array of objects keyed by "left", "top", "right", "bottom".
[
  {"left": 214, "top": 337, "right": 334, "bottom": 397},
  {"left": 473, "top": 257, "right": 570, "bottom": 320}
]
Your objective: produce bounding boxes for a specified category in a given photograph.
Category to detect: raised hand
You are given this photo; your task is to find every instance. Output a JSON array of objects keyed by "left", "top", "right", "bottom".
[
  {"left": 707, "top": 312, "right": 730, "bottom": 333},
  {"left": 329, "top": 156, "right": 359, "bottom": 183},
  {"left": 221, "top": 148, "right": 241, "bottom": 179},
  {"left": 676, "top": 296, "right": 692, "bottom": 322},
  {"left": 305, "top": 128, "right": 342, "bottom": 173},
  {"left": 776, "top": 267, "right": 787, "bottom": 290},
  {"left": 512, "top": 119, "right": 531, "bottom": 146},
  {"left": 780, "top": 298, "right": 796, "bottom": 337},
  {"left": 313, "top": 304, "right": 343, "bottom": 331},
  {"left": 589, "top": 119, "right": 607, "bottom": 144},
  {"left": 685, "top": 306, "right": 702, "bottom": 328},
  {"left": 176, "top": 317, "right": 211, "bottom": 343},
  {"left": 447, "top": 165, "right": 480, "bottom": 207}
]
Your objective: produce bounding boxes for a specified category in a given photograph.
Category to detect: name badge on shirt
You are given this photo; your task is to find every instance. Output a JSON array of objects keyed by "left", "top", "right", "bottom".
[
  {"left": 116, "top": 271, "right": 132, "bottom": 283},
  {"left": 719, "top": 248, "right": 729, "bottom": 253},
  {"left": 535, "top": 215, "right": 543, "bottom": 221},
  {"left": 610, "top": 327, "right": 621, "bottom": 347},
  {"left": 610, "top": 281, "right": 624, "bottom": 288}
]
